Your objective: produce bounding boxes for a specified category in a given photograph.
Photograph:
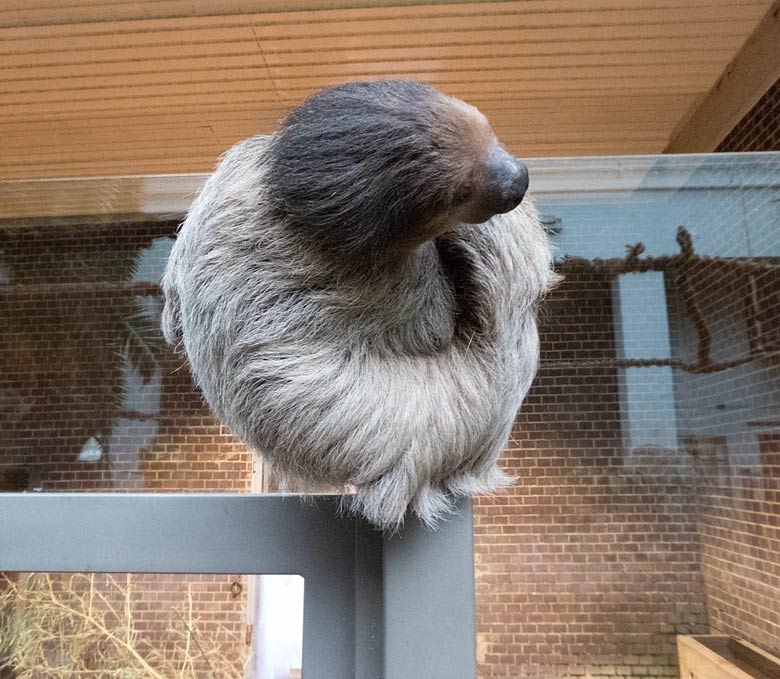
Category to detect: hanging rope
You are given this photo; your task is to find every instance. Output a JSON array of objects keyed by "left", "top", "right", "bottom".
[{"left": 548, "top": 226, "right": 780, "bottom": 375}]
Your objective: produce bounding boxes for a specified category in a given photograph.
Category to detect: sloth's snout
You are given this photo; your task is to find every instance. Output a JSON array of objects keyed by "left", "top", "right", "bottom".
[{"left": 483, "top": 149, "right": 529, "bottom": 215}]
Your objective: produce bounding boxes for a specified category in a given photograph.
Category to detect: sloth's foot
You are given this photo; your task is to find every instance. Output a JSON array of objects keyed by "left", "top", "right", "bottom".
[
  {"left": 349, "top": 463, "right": 514, "bottom": 533},
  {"left": 444, "top": 464, "right": 515, "bottom": 496},
  {"left": 410, "top": 484, "right": 456, "bottom": 530},
  {"left": 350, "top": 465, "right": 415, "bottom": 533},
  {"left": 350, "top": 466, "right": 456, "bottom": 533}
]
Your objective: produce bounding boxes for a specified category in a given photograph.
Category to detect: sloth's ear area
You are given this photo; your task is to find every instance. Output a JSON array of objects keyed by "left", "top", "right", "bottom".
[{"left": 264, "top": 79, "right": 520, "bottom": 257}]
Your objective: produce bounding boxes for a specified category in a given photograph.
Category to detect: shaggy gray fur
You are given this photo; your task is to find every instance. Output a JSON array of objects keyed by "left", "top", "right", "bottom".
[{"left": 161, "top": 80, "right": 556, "bottom": 531}]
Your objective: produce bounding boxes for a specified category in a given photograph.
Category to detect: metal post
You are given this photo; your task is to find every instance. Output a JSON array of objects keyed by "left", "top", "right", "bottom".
[{"left": 384, "top": 499, "right": 477, "bottom": 679}]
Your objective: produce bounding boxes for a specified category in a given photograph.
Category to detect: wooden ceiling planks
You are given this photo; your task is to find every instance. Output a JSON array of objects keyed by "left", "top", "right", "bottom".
[{"left": 0, "top": 0, "right": 772, "bottom": 179}]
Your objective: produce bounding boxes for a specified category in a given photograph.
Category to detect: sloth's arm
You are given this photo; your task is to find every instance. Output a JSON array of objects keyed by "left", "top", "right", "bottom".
[
  {"left": 160, "top": 239, "right": 183, "bottom": 348},
  {"left": 432, "top": 222, "right": 520, "bottom": 348},
  {"left": 434, "top": 234, "right": 490, "bottom": 342}
]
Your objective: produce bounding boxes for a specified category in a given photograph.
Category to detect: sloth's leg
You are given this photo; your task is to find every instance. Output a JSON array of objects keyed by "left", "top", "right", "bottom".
[
  {"left": 410, "top": 482, "right": 456, "bottom": 528},
  {"left": 445, "top": 464, "right": 514, "bottom": 497},
  {"left": 350, "top": 468, "right": 457, "bottom": 532},
  {"left": 443, "top": 429, "right": 516, "bottom": 497},
  {"left": 349, "top": 463, "right": 418, "bottom": 532},
  {"left": 160, "top": 247, "right": 183, "bottom": 347}
]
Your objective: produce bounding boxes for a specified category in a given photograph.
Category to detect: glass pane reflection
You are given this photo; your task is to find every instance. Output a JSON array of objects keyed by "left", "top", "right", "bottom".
[{"left": 0, "top": 219, "right": 254, "bottom": 493}]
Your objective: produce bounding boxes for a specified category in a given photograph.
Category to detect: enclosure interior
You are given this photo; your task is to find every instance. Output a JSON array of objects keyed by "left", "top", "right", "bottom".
[{"left": 1, "top": 152, "right": 779, "bottom": 679}]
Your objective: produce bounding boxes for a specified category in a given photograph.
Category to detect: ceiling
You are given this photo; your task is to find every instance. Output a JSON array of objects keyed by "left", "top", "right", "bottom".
[{"left": 0, "top": 0, "right": 774, "bottom": 180}]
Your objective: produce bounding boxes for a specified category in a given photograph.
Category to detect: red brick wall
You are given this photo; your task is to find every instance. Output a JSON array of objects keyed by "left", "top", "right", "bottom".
[{"left": 474, "top": 272, "right": 709, "bottom": 679}]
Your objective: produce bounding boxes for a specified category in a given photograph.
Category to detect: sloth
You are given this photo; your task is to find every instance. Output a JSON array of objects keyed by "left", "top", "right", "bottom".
[{"left": 161, "top": 79, "right": 556, "bottom": 531}]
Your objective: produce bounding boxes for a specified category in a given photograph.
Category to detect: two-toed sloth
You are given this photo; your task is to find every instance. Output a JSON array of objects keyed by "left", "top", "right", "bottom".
[{"left": 162, "top": 80, "right": 556, "bottom": 531}]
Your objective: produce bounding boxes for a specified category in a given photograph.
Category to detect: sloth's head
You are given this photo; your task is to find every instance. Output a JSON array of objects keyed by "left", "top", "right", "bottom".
[{"left": 268, "top": 79, "right": 529, "bottom": 257}]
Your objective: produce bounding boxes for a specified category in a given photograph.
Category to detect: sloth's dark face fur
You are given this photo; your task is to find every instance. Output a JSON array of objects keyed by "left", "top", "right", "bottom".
[{"left": 268, "top": 79, "right": 528, "bottom": 258}]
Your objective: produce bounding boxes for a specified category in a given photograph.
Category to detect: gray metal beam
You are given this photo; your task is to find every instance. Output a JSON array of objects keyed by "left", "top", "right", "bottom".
[{"left": 0, "top": 492, "right": 476, "bottom": 679}]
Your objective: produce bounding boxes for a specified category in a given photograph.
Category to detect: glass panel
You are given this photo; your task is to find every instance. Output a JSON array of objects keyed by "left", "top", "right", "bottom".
[
  {"left": 1, "top": 152, "right": 779, "bottom": 677},
  {"left": 472, "top": 153, "right": 780, "bottom": 677},
  {"left": 0, "top": 572, "right": 304, "bottom": 679}
]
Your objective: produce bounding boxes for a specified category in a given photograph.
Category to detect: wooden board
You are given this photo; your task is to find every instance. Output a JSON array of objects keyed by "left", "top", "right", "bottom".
[
  {"left": 0, "top": 0, "right": 773, "bottom": 179},
  {"left": 678, "top": 635, "right": 780, "bottom": 679}
]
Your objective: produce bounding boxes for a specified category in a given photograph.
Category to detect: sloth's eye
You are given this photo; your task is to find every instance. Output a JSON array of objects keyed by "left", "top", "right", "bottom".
[{"left": 452, "top": 186, "right": 472, "bottom": 205}]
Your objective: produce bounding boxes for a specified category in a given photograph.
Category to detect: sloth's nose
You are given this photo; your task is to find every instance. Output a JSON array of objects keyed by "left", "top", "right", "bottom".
[{"left": 484, "top": 149, "right": 529, "bottom": 214}]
